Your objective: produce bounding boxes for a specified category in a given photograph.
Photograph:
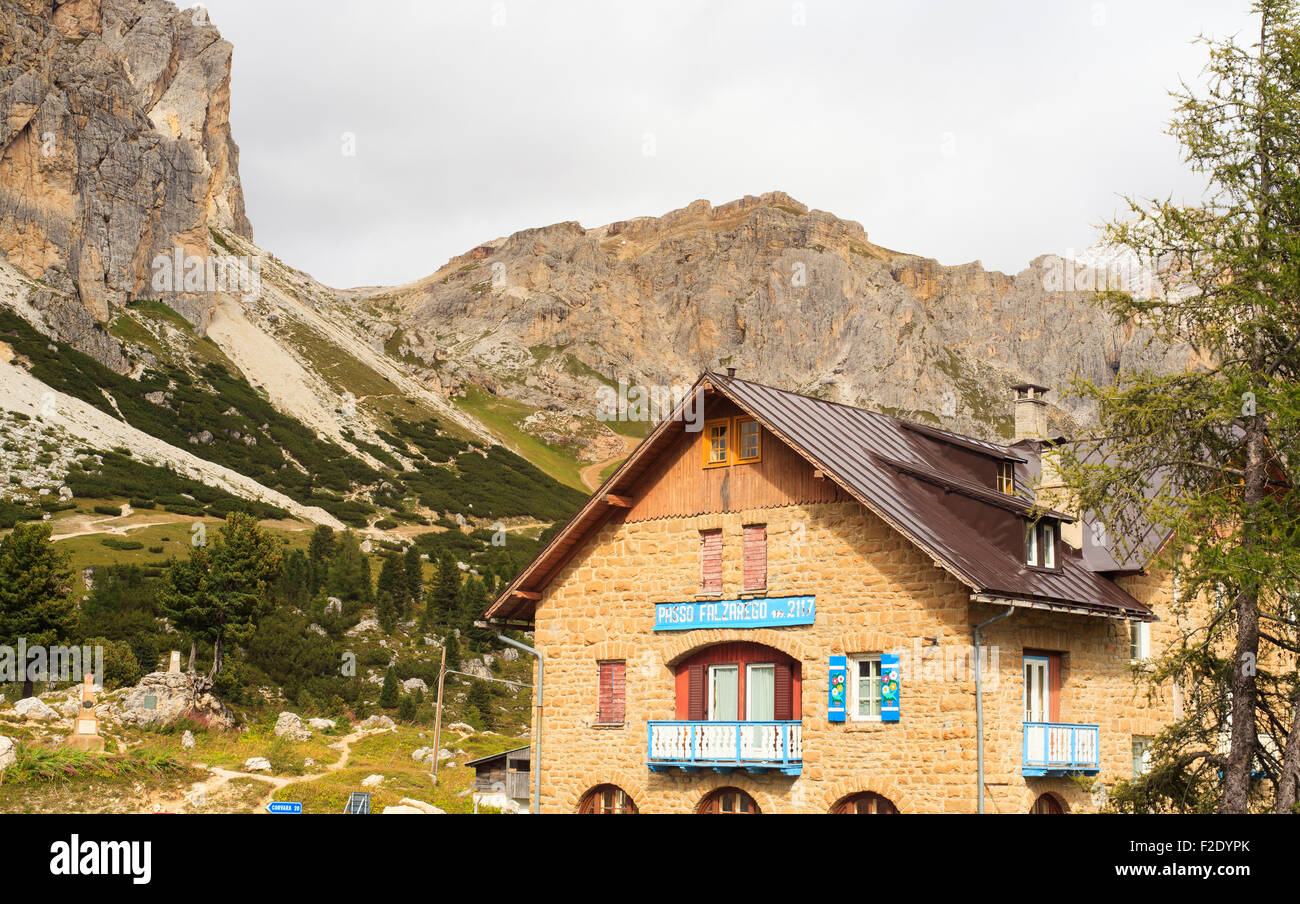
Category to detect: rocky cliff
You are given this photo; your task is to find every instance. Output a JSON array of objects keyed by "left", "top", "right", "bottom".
[
  {"left": 371, "top": 191, "right": 1194, "bottom": 444},
  {"left": 0, "top": 0, "right": 250, "bottom": 366}
]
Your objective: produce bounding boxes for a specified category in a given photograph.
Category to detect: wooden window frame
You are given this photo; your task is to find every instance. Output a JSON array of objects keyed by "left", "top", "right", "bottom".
[
  {"left": 848, "top": 653, "right": 882, "bottom": 722},
  {"left": 702, "top": 418, "right": 731, "bottom": 468},
  {"left": 596, "top": 659, "right": 626, "bottom": 725},
  {"left": 733, "top": 416, "right": 762, "bottom": 464},
  {"left": 1129, "top": 621, "right": 1150, "bottom": 663},
  {"left": 997, "top": 461, "right": 1016, "bottom": 494},
  {"left": 1025, "top": 519, "right": 1060, "bottom": 571}
]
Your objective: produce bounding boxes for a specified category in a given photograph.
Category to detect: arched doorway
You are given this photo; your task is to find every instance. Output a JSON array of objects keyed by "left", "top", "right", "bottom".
[
  {"left": 698, "top": 787, "right": 760, "bottom": 814},
  {"left": 578, "top": 784, "right": 638, "bottom": 814},
  {"left": 831, "top": 792, "right": 899, "bottom": 814},
  {"left": 1030, "top": 793, "right": 1065, "bottom": 814},
  {"left": 673, "top": 642, "right": 801, "bottom": 721}
]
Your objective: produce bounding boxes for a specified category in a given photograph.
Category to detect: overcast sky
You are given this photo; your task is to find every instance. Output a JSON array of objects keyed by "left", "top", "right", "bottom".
[{"left": 199, "top": 0, "right": 1256, "bottom": 289}]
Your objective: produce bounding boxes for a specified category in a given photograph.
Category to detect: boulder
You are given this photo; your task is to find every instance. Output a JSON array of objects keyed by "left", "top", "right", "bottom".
[
  {"left": 411, "top": 747, "right": 435, "bottom": 764},
  {"left": 402, "top": 678, "right": 428, "bottom": 694},
  {"left": 500, "top": 647, "right": 519, "bottom": 662},
  {"left": 438, "top": 748, "right": 454, "bottom": 761},
  {"left": 446, "top": 722, "right": 475, "bottom": 735},
  {"left": 181, "top": 730, "right": 196, "bottom": 749},
  {"left": 243, "top": 757, "right": 272, "bottom": 773},
  {"left": 307, "top": 718, "right": 336, "bottom": 731},
  {"left": 274, "top": 712, "right": 312, "bottom": 741},
  {"left": 460, "top": 658, "right": 491, "bottom": 680},
  {"left": 346, "top": 618, "right": 380, "bottom": 636},
  {"left": 381, "top": 804, "right": 426, "bottom": 814},
  {"left": 14, "top": 697, "right": 59, "bottom": 721},
  {"left": 0, "top": 736, "right": 15, "bottom": 772},
  {"left": 118, "top": 672, "right": 236, "bottom": 730},
  {"left": 358, "top": 714, "right": 395, "bottom": 731},
  {"left": 397, "top": 797, "right": 444, "bottom": 814},
  {"left": 361, "top": 774, "right": 385, "bottom": 787}
]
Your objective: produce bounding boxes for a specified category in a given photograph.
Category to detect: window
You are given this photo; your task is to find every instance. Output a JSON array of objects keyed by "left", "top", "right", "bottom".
[
  {"left": 997, "top": 461, "right": 1015, "bottom": 494},
  {"left": 832, "top": 792, "right": 899, "bottom": 814},
  {"left": 579, "top": 785, "right": 638, "bottom": 814},
  {"left": 1023, "top": 655, "right": 1050, "bottom": 722},
  {"left": 849, "top": 654, "right": 882, "bottom": 721},
  {"left": 700, "top": 529, "right": 722, "bottom": 593},
  {"left": 1131, "top": 737, "right": 1152, "bottom": 777},
  {"left": 698, "top": 788, "right": 759, "bottom": 814},
  {"left": 1129, "top": 621, "right": 1150, "bottom": 663},
  {"left": 708, "top": 664, "right": 739, "bottom": 721},
  {"left": 746, "top": 663, "right": 775, "bottom": 721},
  {"left": 1030, "top": 793, "right": 1064, "bottom": 814},
  {"left": 1025, "top": 519, "right": 1058, "bottom": 569},
  {"left": 597, "top": 660, "right": 625, "bottom": 724},
  {"left": 703, "top": 419, "right": 730, "bottom": 467},
  {"left": 735, "top": 416, "right": 761, "bottom": 463},
  {"left": 742, "top": 524, "right": 767, "bottom": 592}
]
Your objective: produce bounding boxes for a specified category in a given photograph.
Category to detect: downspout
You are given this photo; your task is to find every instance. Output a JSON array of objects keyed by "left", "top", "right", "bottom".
[
  {"left": 973, "top": 603, "right": 1016, "bottom": 814},
  {"left": 497, "top": 633, "right": 543, "bottom": 814}
]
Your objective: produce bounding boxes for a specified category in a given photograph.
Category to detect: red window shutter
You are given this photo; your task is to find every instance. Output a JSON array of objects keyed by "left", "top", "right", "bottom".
[
  {"left": 1048, "top": 653, "right": 1061, "bottom": 723},
  {"left": 743, "top": 524, "right": 767, "bottom": 591},
  {"left": 773, "top": 661, "right": 792, "bottom": 720},
  {"left": 700, "top": 530, "right": 723, "bottom": 593},
  {"left": 688, "top": 663, "right": 707, "bottom": 720},
  {"left": 598, "top": 661, "right": 626, "bottom": 723}
]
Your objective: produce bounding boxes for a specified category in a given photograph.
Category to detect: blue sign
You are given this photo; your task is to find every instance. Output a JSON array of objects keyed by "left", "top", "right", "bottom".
[
  {"left": 266, "top": 801, "right": 302, "bottom": 814},
  {"left": 654, "top": 595, "right": 815, "bottom": 631}
]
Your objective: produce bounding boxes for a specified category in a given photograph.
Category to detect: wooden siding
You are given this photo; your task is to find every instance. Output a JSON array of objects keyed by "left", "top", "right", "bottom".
[{"left": 623, "top": 400, "right": 847, "bottom": 522}]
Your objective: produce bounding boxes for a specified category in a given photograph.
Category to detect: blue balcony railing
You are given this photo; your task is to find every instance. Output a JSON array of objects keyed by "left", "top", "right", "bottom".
[
  {"left": 647, "top": 721, "right": 802, "bottom": 776},
  {"left": 1022, "top": 722, "right": 1100, "bottom": 776}
]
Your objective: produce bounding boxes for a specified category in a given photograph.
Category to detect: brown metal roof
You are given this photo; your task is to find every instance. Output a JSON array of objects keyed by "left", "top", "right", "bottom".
[{"left": 485, "top": 371, "right": 1154, "bottom": 623}]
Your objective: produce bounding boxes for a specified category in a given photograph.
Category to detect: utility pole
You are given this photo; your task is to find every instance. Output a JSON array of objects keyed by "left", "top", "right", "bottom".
[{"left": 431, "top": 643, "right": 447, "bottom": 784}]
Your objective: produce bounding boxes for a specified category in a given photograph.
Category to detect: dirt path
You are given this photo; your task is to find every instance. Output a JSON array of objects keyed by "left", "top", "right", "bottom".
[
  {"left": 143, "top": 726, "right": 385, "bottom": 815},
  {"left": 580, "top": 438, "right": 638, "bottom": 491},
  {"left": 51, "top": 514, "right": 187, "bottom": 541}
]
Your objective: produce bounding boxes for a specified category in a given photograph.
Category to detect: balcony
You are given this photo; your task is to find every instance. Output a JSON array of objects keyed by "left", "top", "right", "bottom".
[
  {"left": 1022, "top": 722, "right": 1100, "bottom": 776},
  {"left": 647, "top": 721, "right": 802, "bottom": 776}
]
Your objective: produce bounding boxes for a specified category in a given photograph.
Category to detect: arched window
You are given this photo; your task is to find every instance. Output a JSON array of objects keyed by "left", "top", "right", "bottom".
[
  {"left": 698, "top": 788, "right": 760, "bottom": 814},
  {"left": 674, "top": 642, "right": 801, "bottom": 722},
  {"left": 579, "top": 784, "right": 638, "bottom": 814},
  {"left": 1030, "top": 793, "right": 1064, "bottom": 814},
  {"left": 831, "top": 792, "right": 899, "bottom": 814}
]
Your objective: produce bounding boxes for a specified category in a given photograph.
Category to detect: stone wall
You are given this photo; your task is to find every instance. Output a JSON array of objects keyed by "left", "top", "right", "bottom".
[{"left": 529, "top": 499, "right": 1186, "bottom": 814}]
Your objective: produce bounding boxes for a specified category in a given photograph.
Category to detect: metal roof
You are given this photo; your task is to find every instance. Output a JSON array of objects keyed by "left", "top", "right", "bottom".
[{"left": 485, "top": 371, "right": 1154, "bottom": 623}]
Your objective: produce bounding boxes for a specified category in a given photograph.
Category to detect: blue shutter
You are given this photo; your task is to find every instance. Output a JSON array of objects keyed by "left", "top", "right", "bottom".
[
  {"left": 881, "top": 653, "right": 900, "bottom": 722},
  {"left": 828, "top": 655, "right": 847, "bottom": 722}
]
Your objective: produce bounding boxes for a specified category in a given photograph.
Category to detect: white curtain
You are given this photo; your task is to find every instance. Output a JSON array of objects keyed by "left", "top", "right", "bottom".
[
  {"left": 748, "top": 665, "right": 775, "bottom": 721},
  {"left": 711, "top": 666, "right": 738, "bottom": 721}
]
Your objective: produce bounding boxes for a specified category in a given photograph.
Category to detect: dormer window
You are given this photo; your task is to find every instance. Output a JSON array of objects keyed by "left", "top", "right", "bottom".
[
  {"left": 997, "top": 462, "right": 1015, "bottom": 494},
  {"left": 1026, "top": 519, "right": 1058, "bottom": 569}
]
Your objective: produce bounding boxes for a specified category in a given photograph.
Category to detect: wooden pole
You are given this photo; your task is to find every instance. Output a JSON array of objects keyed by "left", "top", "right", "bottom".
[{"left": 431, "top": 643, "right": 447, "bottom": 783}]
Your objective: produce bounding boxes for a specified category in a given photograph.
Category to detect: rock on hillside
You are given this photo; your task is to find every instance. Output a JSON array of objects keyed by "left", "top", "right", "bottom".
[
  {"left": 371, "top": 192, "right": 1195, "bottom": 441},
  {"left": 0, "top": 0, "right": 251, "bottom": 350}
]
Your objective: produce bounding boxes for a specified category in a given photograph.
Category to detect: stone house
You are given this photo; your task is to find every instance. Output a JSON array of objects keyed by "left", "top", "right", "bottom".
[{"left": 484, "top": 371, "right": 1187, "bottom": 813}]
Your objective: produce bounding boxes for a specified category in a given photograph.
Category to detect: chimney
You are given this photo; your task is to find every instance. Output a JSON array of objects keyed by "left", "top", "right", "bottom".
[
  {"left": 1012, "top": 383, "right": 1050, "bottom": 442},
  {"left": 726, "top": 366, "right": 736, "bottom": 378}
]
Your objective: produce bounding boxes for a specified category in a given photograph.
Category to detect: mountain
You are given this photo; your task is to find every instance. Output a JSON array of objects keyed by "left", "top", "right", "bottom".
[
  {"left": 366, "top": 191, "right": 1195, "bottom": 450},
  {"left": 0, "top": 0, "right": 1192, "bottom": 538}
]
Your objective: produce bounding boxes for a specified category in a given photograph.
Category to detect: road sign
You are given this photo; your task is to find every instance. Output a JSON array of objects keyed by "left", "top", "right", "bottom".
[
  {"left": 266, "top": 801, "right": 303, "bottom": 814},
  {"left": 343, "top": 792, "right": 371, "bottom": 814}
]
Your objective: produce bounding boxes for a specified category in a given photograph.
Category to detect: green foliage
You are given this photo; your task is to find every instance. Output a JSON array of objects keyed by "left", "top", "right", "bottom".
[
  {"left": 0, "top": 522, "right": 75, "bottom": 693},
  {"left": 0, "top": 744, "right": 189, "bottom": 786},
  {"left": 83, "top": 636, "right": 141, "bottom": 689},
  {"left": 1055, "top": 1, "right": 1300, "bottom": 814},
  {"left": 379, "top": 666, "right": 399, "bottom": 709}
]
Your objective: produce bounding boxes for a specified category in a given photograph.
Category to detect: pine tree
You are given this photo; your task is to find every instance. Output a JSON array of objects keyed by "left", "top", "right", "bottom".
[
  {"left": 1056, "top": 0, "right": 1300, "bottom": 814},
  {"left": 307, "top": 525, "right": 335, "bottom": 594},
  {"left": 404, "top": 545, "right": 424, "bottom": 611},
  {"left": 379, "top": 665, "right": 399, "bottom": 709},
  {"left": 377, "top": 556, "right": 407, "bottom": 618},
  {"left": 421, "top": 551, "right": 460, "bottom": 631},
  {"left": 0, "top": 522, "right": 75, "bottom": 697},
  {"left": 376, "top": 591, "right": 397, "bottom": 633}
]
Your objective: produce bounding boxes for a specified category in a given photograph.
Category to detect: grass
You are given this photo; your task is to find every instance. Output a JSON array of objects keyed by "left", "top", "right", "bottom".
[
  {"left": 453, "top": 385, "right": 585, "bottom": 490},
  {"left": 0, "top": 743, "right": 192, "bottom": 786}
]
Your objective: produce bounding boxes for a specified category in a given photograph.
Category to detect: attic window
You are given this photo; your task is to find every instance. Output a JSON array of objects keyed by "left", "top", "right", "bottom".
[
  {"left": 1026, "top": 520, "right": 1058, "bottom": 569},
  {"left": 735, "top": 417, "right": 761, "bottom": 464},
  {"left": 997, "top": 462, "right": 1015, "bottom": 494},
  {"left": 703, "top": 419, "right": 730, "bottom": 468}
]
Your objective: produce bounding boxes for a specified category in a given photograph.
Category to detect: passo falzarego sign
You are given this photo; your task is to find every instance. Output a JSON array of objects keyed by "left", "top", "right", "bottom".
[{"left": 654, "top": 596, "right": 815, "bottom": 631}]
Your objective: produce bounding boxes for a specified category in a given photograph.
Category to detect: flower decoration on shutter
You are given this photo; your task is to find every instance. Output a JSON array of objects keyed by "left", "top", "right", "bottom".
[
  {"left": 880, "top": 652, "right": 900, "bottom": 722},
  {"left": 828, "top": 655, "right": 847, "bottom": 722}
]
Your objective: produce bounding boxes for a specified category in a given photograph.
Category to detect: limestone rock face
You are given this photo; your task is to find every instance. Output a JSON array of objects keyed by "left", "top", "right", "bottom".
[
  {"left": 377, "top": 192, "right": 1194, "bottom": 443},
  {"left": 117, "top": 671, "right": 236, "bottom": 729},
  {"left": 0, "top": 0, "right": 251, "bottom": 362}
]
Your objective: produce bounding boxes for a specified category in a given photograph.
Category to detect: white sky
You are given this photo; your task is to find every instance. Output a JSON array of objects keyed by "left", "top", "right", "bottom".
[{"left": 198, "top": 0, "right": 1257, "bottom": 289}]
